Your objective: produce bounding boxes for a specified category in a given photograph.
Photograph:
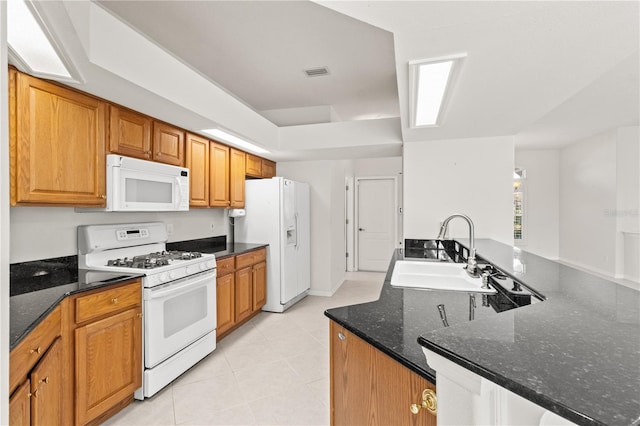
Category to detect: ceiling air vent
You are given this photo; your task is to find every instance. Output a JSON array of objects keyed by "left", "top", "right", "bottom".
[{"left": 304, "top": 67, "right": 330, "bottom": 77}]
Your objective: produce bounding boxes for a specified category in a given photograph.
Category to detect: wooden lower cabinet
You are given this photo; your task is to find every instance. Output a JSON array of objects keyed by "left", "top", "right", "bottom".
[
  {"left": 9, "top": 379, "right": 31, "bottom": 426},
  {"left": 330, "top": 321, "right": 437, "bottom": 426},
  {"left": 9, "top": 337, "right": 64, "bottom": 426},
  {"left": 252, "top": 261, "right": 267, "bottom": 310},
  {"left": 216, "top": 249, "right": 267, "bottom": 340},
  {"left": 234, "top": 267, "right": 253, "bottom": 323}
]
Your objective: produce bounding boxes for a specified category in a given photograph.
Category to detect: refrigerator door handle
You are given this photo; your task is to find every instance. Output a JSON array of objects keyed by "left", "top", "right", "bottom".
[{"left": 294, "top": 213, "right": 299, "bottom": 249}]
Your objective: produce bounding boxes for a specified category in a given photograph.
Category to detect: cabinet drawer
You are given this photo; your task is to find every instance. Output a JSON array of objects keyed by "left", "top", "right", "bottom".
[
  {"left": 235, "top": 248, "right": 267, "bottom": 269},
  {"left": 75, "top": 281, "right": 141, "bottom": 324},
  {"left": 10, "top": 305, "right": 61, "bottom": 394},
  {"left": 216, "top": 256, "right": 235, "bottom": 276}
]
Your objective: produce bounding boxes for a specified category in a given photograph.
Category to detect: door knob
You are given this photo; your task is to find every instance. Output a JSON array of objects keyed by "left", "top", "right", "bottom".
[{"left": 358, "top": 228, "right": 365, "bottom": 231}]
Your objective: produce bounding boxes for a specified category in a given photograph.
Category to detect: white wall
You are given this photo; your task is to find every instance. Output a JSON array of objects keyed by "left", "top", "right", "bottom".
[
  {"left": 559, "top": 129, "right": 618, "bottom": 276},
  {"left": 403, "top": 136, "right": 514, "bottom": 244},
  {"left": 10, "top": 208, "right": 228, "bottom": 263},
  {"left": 514, "top": 150, "right": 560, "bottom": 259}
]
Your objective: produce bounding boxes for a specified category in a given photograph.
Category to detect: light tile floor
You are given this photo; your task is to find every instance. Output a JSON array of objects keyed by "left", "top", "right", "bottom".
[{"left": 104, "top": 272, "right": 385, "bottom": 426}]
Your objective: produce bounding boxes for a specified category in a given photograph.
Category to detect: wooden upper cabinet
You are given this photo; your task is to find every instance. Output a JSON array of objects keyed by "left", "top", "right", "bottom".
[
  {"left": 186, "top": 133, "right": 210, "bottom": 207},
  {"left": 262, "top": 159, "right": 276, "bottom": 178},
  {"left": 210, "top": 142, "right": 231, "bottom": 207},
  {"left": 246, "top": 154, "right": 276, "bottom": 179},
  {"left": 10, "top": 69, "right": 107, "bottom": 206},
  {"left": 153, "top": 121, "right": 185, "bottom": 166},
  {"left": 109, "top": 105, "right": 152, "bottom": 160},
  {"left": 245, "top": 154, "right": 263, "bottom": 178},
  {"left": 229, "top": 148, "right": 246, "bottom": 208}
]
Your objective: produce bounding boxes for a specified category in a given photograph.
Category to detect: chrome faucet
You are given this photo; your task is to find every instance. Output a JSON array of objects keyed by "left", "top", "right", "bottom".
[{"left": 437, "top": 214, "right": 478, "bottom": 277}]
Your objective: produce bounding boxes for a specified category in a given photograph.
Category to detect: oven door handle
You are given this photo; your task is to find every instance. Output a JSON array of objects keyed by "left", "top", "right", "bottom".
[{"left": 148, "top": 271, "right": 215, "bottom": 300}]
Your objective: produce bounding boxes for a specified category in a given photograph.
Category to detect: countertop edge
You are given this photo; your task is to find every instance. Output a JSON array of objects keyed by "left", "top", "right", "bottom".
[{"left": 417, "top": 337, "right": 604, "bottom": 426}]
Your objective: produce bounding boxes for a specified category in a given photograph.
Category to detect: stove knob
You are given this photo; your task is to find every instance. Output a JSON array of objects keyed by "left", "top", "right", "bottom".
[
  {"left": 160, "top": 273, "right": 168, "bottom": 282},
  {"left": 200, "top": 263, "right": 207, "bottom": 271},
  {"left": 169, "top": 271, "right": 176, "bottom": 280},
  {"left": 206, "top": 260, "right": 216, "bottom": 269}
]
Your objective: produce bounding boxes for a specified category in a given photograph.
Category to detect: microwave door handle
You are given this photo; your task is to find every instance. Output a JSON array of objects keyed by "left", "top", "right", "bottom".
[
  {"left": 174, "top": 176, "right": 182, "bottom": 207},
  {"left": 148, "top": 272, "right": 215, "bottom": 300}
]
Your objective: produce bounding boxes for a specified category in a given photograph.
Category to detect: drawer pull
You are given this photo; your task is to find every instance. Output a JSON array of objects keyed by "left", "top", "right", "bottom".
[
  {"left": 111, "top": 298, "right": 119, "bottom": 304},
  {"left": 40, "top": 376, "right": 49, "bottom": 384},
  {"left": 338, "top": 332, "right": 346, "bottom": 341},
  {"left": 30, "top": 346, "right": 42, "bottom": 355}
]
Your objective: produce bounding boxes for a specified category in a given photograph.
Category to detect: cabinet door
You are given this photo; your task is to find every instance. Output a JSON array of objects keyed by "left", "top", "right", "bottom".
[
  {"left": 186, "top": 133, "right": 210, "bottom": 207},
  {"left": 234, "top": 267, "right": 252, "bottom": 323},
  {"left": 109, "top": 105, "right": 152, "bottom": 160},
  {"left": 262, "top": 159, "right": 276, "bottom": 178},
  {"left": 152, "top": 121, "right": 185, "bottom": 166},
  {"left": 330, "top": 322, "right": 375, "bottom": 425},
  {"left": 75, "top": 307, "right": 142, "bottom": 425},
  {"left": 30, "top": 337, "right": 63, "bottom": 426},
  {"left": 9, "top": 380, "right": 31, "bottom": 426},
  {"left": 245, "top": 154, "right": 262, "bottom": 178},
  {"left": 216, "top": 273, "right": 235, "bottom": 337},
  {"left": 209, "top": 142, "right": 230, "bottom": 207},
  {"left": 11, "top": 71, "right": 107, "bottom": 206},
  {"left": 330, "top": 322, "right": 436, "bottom": 426},
  {"left": 229, "top": 148, "right": 246, "bottom": 208},
  {"left": 252, "top": 261, "right": 267, "bottom": 311}
]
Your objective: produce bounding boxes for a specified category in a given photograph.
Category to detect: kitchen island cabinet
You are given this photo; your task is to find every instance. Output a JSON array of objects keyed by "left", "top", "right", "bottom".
[
  {"left": 330, "top": 321, "right": 436, "bottom": 426},
  {"left": 9, "top": 68, "right": 107, "bottom": 207},
  {"left": 326, "top": 240, "right": 640, "bottom": 426}
]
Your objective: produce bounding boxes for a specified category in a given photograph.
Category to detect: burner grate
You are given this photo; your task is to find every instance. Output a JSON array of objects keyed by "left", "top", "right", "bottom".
[{"left": 106, "top": 251, "right": 203, "bottom": 269}]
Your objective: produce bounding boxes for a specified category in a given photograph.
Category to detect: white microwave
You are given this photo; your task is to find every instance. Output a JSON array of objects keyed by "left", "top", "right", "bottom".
[{"left": 81, "top": 155, "right": 190, "bottom": 212}]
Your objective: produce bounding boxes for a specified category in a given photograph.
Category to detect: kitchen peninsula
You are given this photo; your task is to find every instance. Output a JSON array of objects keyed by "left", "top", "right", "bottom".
[{"left": 325, "top": 239, "right": 640, "bottom": 426}]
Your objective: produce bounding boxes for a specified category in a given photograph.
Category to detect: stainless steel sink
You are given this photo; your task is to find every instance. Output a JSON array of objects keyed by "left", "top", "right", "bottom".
[{"left": 390, "top": 261, "right": 497, "bottom": 294}]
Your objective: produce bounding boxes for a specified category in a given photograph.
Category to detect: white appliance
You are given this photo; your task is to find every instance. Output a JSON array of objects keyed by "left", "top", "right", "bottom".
[
  {"left": 236, "top": 178, "right": 310, "bottom": 312},
  {"left": 81, "top": 154, "right": 190, "bottom": 212},
  {"left": 78, "top": 222, "right": 216, "bottom": 399}
]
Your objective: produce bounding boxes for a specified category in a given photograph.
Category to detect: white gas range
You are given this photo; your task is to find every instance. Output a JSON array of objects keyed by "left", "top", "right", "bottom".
[{"left": 78, "top": 222, "right": 217, "bottom": 399}]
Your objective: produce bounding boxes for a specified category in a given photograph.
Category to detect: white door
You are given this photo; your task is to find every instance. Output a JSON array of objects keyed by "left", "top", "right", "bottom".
[{"left": 357, "top": 178, "right": 397, "bottom": 271}]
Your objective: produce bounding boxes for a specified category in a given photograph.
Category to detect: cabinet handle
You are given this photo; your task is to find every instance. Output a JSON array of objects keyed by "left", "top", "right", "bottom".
[
  {"left": 32, "top": 389, "right": 39, "bottom": 399},
  {"left": 40, "top": 376, "right": 49, "bottom": 385},
  {"left": 337, "top": 332, "right": 346, "bottom": 341},
  {"left": 111, "top": 298, "right": 118, "bottom": 304},
  {"left": 30, "top": 346, "right": 42, "bottom": 355},
  {"left": 137, "top": 313, "right": 143, "bottom": 318},
  {"left": 410, "top": 389, "right": 437, "bottom": 415},
  {"left": 100, "top": 194, "right": 106, "bottom": 199}
]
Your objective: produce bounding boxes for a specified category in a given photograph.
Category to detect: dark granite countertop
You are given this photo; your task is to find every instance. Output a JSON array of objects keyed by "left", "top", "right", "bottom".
[
  {"left": 11, "top": 238, "right": 267, "bottom": 351},
  {"left": 10, "top": 256, "right": 142, "bottom": 349},
  {"left": 325, "top": 239, "right": 640, "bottom": 426},
  {"left": 167, "top": 237, "right": 267, "bottom": 259}
]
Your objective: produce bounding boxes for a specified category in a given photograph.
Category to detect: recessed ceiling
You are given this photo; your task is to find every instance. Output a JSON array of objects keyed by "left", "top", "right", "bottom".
[{"left": 97, "top": 0, "right": 400, "bottom": 126}]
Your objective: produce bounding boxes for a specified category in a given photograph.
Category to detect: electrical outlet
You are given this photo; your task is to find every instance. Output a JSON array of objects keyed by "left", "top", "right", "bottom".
[{"left": 166, "top": 223, "right": 174, "bottom": 235}]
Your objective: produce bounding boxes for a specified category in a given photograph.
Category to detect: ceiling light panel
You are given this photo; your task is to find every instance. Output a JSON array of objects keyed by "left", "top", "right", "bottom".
[
  {"left": 409, "top": 54, "right": 466, "bottom": 128},
  {"left": 201, "top": 129, "right": 270, "bottom": 154},
  {"left": 7, "top": 0, "right": 72, "bottom": 79}
]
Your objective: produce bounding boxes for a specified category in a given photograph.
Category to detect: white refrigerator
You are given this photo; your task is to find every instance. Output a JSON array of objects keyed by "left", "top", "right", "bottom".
[{"left": 235, "top": 177, "right": 310, "bottom": 312}]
